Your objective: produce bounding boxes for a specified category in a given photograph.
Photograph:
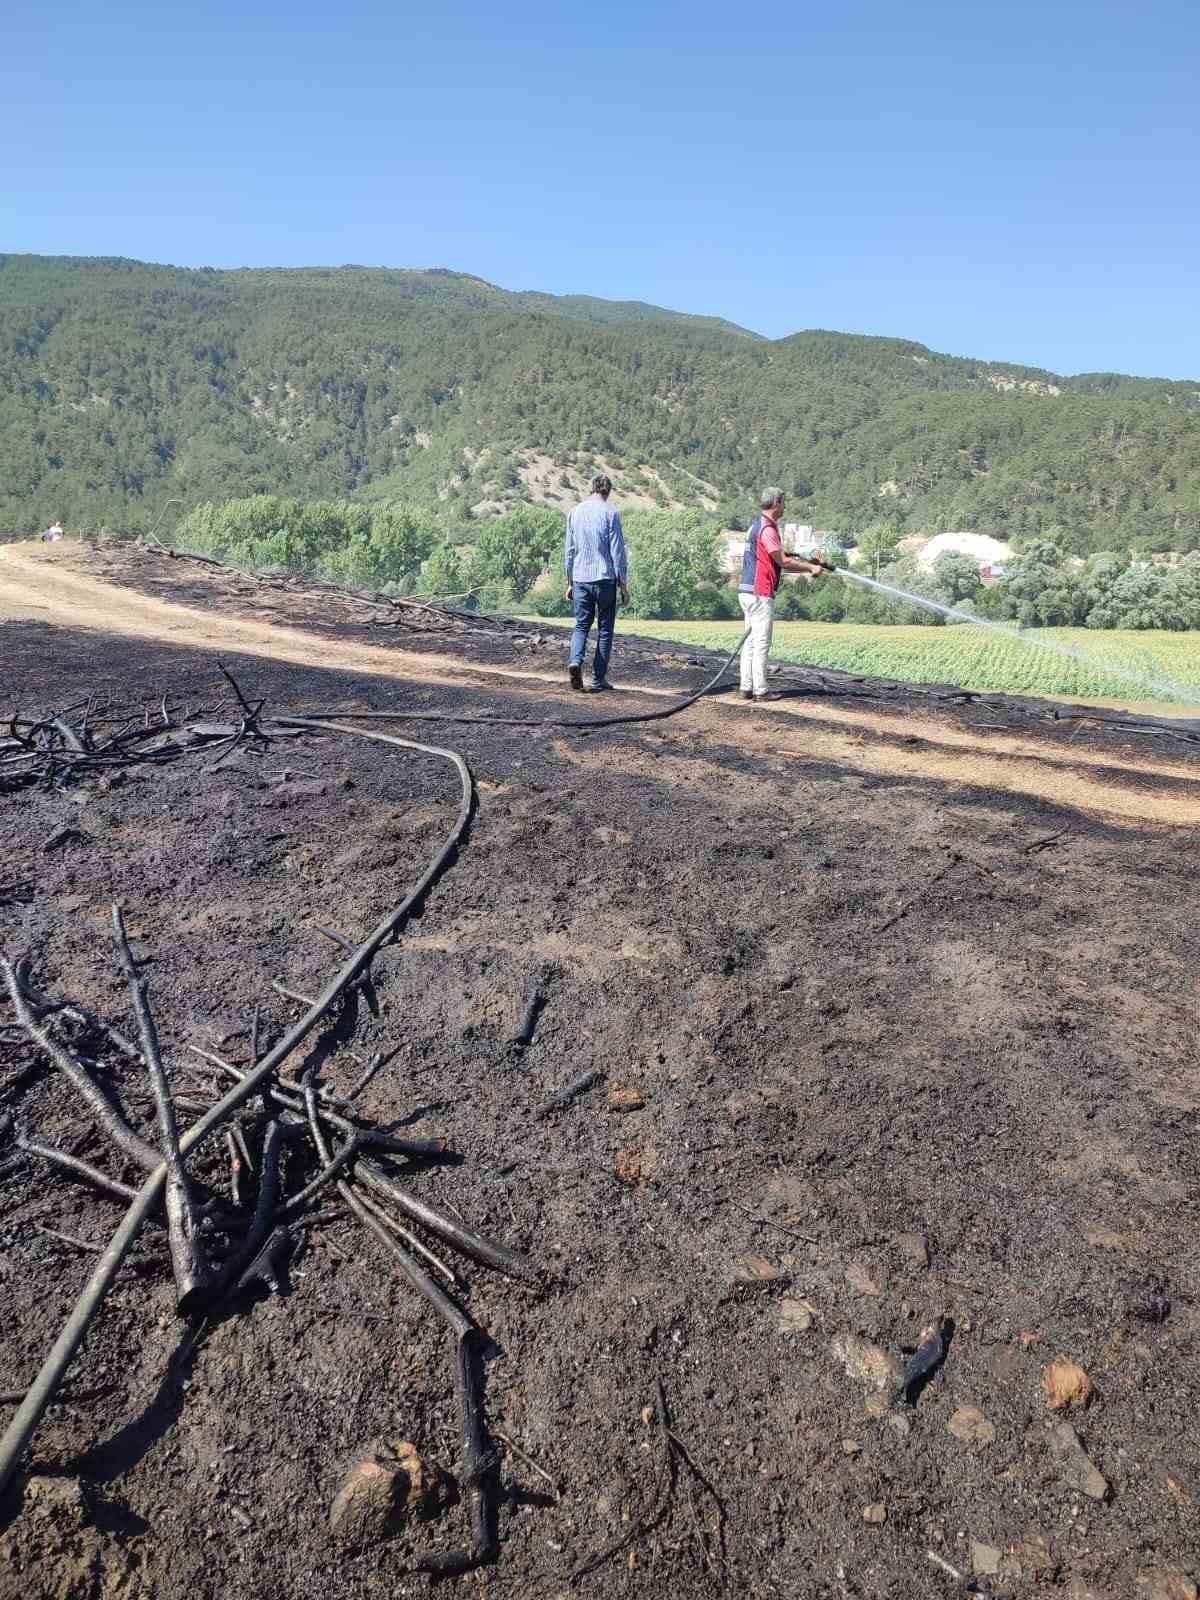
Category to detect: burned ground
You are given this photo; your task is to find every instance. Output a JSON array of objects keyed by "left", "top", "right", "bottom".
[{"left": 1, "top": 546, "right": 1198, "bottom": 1600}]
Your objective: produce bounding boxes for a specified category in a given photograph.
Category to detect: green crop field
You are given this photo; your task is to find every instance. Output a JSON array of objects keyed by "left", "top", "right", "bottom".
[{"left": 530, "top": 618, "right": 1200, "bottom": 707}]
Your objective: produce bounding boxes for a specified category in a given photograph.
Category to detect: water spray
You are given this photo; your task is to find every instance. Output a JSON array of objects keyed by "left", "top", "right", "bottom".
[{"left": 807, "top": 558, "right": 1200, "bottom": 706}]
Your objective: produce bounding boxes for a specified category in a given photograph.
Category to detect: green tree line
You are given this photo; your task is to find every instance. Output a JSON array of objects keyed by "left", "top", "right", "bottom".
[{"left": 174, "top": 495, "right": 1200, "bottom": 631}]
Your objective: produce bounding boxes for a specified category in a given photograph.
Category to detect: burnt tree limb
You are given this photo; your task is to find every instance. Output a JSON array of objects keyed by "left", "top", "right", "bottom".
[
  {"left": 111, "top": 906, "right": 213, "bottom": 1314},
  {"left": 1, "top": 957, "right": 159, "bottom": 1172}
]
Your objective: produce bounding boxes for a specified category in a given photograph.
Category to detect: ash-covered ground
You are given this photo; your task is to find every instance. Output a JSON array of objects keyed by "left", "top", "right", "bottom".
[{"left": 1, "top": 547, "right": 1197, "bottom": 1600}]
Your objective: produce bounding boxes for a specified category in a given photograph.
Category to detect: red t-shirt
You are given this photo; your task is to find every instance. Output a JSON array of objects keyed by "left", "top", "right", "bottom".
[{"left": 754, "top": 515, "right": 784, "bottom": 597}]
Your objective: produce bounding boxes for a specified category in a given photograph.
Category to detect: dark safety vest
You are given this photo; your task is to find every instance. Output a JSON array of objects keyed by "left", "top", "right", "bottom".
[{"left": 738, "top": 516, "right": 765, "bottom": 594}]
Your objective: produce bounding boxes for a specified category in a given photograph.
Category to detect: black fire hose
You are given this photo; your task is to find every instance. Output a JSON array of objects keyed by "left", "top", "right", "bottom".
[{"left": 293, "top": 628, "right": 751, "bottom": 733}]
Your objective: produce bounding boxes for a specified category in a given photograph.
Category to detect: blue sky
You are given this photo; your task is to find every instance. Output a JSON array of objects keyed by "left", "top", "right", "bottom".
[{"left": 5, "top": 0, "right": 1198, "bottom": 377}]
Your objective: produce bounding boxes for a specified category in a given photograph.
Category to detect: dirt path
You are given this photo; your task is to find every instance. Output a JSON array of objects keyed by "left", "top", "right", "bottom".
[{"left": 3, "top": 542, "right": 1199, "bottom": 826}]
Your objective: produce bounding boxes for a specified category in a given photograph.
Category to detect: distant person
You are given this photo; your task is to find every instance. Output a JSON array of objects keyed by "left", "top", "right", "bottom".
[
  {"left": 737, "top": 488, "right": 828, "bottom": 702},
  {"left": 40, "top": 520, "right": 64, "bottom": 542},
  {"left": 564, "top": 474, "right": 629, "bottom": 692}
]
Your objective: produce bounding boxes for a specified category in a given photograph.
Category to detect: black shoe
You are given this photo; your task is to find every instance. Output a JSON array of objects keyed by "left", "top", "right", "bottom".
[
  {"left": 569, "top": 665, "right": 584, "bottom": 692},
  {"left": 589, "top": 679, "right": 615, "bottom": 693},
  {"left": 740, "top": 690, "right": 754, "bottom": 701}
]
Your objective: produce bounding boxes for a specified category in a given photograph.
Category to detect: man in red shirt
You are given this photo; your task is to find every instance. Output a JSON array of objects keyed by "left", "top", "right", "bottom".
[{"left": 736, "top": 487, "right": 828, "bottom": 700}]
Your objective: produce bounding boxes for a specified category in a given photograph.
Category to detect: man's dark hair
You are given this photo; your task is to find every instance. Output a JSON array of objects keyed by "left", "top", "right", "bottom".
[{"left": 591, "top": 474, "right": 612, "bottom": 495}]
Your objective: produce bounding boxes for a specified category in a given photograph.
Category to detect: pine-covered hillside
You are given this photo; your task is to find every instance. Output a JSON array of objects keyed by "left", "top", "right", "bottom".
[{"left": 2, "top": 253, "right": 1198, "bottom": 552}]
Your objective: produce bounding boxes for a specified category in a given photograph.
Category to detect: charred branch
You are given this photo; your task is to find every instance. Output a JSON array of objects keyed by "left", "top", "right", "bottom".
[
  {"left": 111, "top": 906, "right": 213, "bottom": 1313},
  {"left": 1, "top": 957, "right": 159, "bottom": 1172},
  {"left": 10, "top": 1128, "right": 138, "bottom": 1202}
]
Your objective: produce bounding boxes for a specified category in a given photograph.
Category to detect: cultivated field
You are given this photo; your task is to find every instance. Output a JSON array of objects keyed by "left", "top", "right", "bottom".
[{"left": 540, "top": 618, "right": 1200, "bottom": 706}]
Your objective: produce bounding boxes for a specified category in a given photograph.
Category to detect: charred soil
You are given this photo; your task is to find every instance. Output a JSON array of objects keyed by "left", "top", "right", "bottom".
[{"left": 1, "top": 543, "right": 1198, "bottom": 1600}]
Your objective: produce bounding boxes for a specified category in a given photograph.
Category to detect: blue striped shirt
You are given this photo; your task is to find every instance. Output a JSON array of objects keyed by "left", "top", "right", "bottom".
[{"left": 565, "top": 495, "right": 627, "bottom": 585}]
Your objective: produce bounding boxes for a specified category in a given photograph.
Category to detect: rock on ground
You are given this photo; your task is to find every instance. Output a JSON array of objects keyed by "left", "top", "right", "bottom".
[
  {"left": 1042, "top": 1357, "right": 1095, "bottom": 1411},
  {"left": 778, "top": 1295, "right": 816, "bottom": 1333},
  {"left": 948, "top": 1405, "right": 996, "bottom": 1447},
  {"left": 329, "top": 1442, "right": 454, "bottom": 1547},
  {"left": 971, "top": 1540, "right": 1003, "bottom": 1576},
  {"left": 830, "top": 1332, "right": 902, "bottom": 1392},
  {"left": 729, "top": 1254, "right": 787, "bottom": 1292},
  {"left": 1049, "top": 1422, "right": 1110, "bottom": 1501},
  {"left": 844, "top": 1262, "right": 882, "bottom": 1297},
  {"left": 607, "top": 1085, "right": 645, "bottom": 1112}
]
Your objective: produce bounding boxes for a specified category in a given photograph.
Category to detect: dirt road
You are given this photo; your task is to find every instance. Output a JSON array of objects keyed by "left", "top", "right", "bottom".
[{"left": 3, "top": 541, "right": 1198, "bottom": 827}]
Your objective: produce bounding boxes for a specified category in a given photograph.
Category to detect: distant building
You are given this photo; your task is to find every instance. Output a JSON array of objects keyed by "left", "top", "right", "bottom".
[
  {"left": 980, "top": 562, "right": 1008, "bottom": 587},
  {"left": 915, "top": 531, "right": 1011, "bottom": 570},
  {"left": 719, "top": 529, "right": 745, "bottom": 575}
]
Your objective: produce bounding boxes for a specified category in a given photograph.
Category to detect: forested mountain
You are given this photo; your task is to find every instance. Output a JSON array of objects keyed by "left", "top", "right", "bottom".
[{"left": 3, "top": 253, "right": 1199, "bottom": 553}]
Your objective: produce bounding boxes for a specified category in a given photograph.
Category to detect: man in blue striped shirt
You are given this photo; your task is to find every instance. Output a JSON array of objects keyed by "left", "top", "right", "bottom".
[{"left": 564, "top": 474, "right": 629, "bottom": 692}]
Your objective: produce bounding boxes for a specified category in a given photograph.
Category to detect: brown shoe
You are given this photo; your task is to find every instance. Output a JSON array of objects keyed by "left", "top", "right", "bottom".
[
  {"left": 569, "top": 665, "right": 584, "bottom": 691},
  {"left": 754, "top": 691, "right": 783, "bottom": 702},
  {"left": 740, "top": 690, "right": 754, "bottom": 701}
]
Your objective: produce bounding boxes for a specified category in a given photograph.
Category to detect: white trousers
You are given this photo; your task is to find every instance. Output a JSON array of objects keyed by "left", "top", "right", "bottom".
[{"left": 738, "top": 592, "right": 775, "bottom": 695}]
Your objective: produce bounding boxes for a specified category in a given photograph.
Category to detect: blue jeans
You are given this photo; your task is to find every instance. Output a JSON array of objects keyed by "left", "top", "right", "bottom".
[{"left": 568, "top": 579, "right": 617, "bottom": 683}]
